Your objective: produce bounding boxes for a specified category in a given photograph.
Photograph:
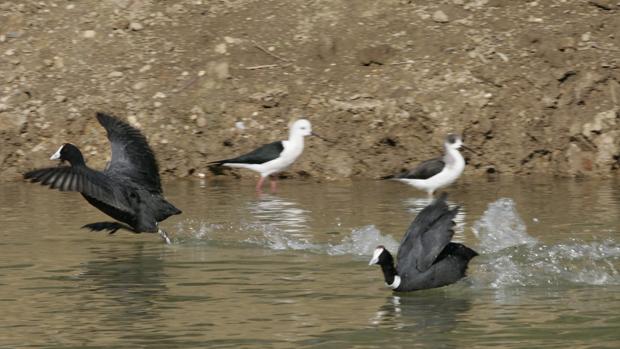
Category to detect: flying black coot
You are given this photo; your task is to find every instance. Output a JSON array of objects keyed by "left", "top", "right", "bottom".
[
  {"left": 369, "top": 193, "right": 477, "bottom": 291},
  {"left": 24, "top": 112, "right": 181, "bottom": 244}
]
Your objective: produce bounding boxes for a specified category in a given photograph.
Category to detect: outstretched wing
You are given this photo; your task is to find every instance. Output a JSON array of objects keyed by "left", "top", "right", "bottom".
[
  {"left": 210, "top": 141, "right": 284, "bottom": 165},
  {"left": 96, "top": 112, "right": 162, "bottom": 193},
  {"left": 396, "top": 193, "right": 458, "bottom": 275},
  {"left": 392, "top": 157, "right": 445, "bottom": 180},
  {"left": 24, "top": 166, "right": 132, "bottom": 212}
]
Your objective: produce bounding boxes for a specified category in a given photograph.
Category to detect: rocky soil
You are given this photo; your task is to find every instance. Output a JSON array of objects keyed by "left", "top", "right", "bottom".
[{"left": 1, "top": 0, "right": 619, "bottom": 182}]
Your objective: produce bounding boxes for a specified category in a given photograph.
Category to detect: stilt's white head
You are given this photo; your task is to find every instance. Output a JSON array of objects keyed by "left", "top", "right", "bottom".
[
  {"left": 444, "top": 133, "right": 463, "bottom": 150},
  {"left": 290, "top": 119, "right": 312, "bottom": 137}
]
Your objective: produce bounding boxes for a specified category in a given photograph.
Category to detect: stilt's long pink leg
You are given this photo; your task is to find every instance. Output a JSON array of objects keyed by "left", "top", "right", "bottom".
[
  {"left": 256, "top": 176, "right": 266, "bottom": 192},
  {"left": 270, "top": 176, "right": 277, "bottom": 193}
]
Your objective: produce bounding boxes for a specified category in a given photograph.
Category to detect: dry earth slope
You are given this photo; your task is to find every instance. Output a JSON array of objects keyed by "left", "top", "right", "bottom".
[{"left": 1, "top": 0, "right": 619, "bottom": 182}]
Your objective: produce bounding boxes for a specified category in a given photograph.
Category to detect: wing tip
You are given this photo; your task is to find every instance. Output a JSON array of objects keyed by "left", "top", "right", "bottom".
[
  {"left": 23, "top": 169, "right": 45, "bottom": 183},
  {"left": 96, "top": 111, "right": 148, "bottom": 142},
  {"left": 96, "top": 111, "right": 129, "bottom": 131},
  {"left": 95, "top": 111, "right": 115, "bottom": 123},
  {"left": 434, "top": 192, "right": 460, "bottom": 218}
]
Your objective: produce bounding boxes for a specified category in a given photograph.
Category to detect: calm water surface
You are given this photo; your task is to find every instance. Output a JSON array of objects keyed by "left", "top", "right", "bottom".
[{"left": 1, "top": 178, "right": 619, "bottom": 348}]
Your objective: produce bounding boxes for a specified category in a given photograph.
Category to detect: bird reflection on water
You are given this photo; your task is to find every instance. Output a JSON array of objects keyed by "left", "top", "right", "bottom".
[
  {"left": 248, "top": 193, "right": 311, "bottom": 236},
  {"left": 371, "top": 291, "right": 473, "bottom": 342},
  {"left": 76, "top": 243, "right": 168, "bottom": 322}
]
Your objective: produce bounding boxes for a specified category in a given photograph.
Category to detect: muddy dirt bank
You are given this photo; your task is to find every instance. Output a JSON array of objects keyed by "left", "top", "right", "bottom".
[{"left": 1, "top": 0, "right": 619, "bottom": 182}]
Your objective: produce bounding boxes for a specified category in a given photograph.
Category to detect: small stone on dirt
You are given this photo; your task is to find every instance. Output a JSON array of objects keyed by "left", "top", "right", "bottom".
[
  {"left": 133, "top": 81, "right": 146, "bottom": 90},
  {"left": 432, "top": 10, "right": 449, "bottom": 23},
  {"left": 129, "top": 22, "right": 144, "bottom": 31},
  {"left": 83, "top": 30, "right": 96, "bottom": 38},
  {"left": 357, "top": 44, "right": 395, "bottom": 66}
]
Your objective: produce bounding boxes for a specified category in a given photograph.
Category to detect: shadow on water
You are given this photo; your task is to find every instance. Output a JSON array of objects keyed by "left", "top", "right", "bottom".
[
  {"left": 70, "top": 243, "right": 213, "bottom": 348},
  {"left": 297, "top": 291, "right": 473, "bottom": 348},
  {"left": 371, "top": 292, "right": 473, "bottom": 330},
  {"left": 73, "top": 243, "right": 169, "bottom": 330}
]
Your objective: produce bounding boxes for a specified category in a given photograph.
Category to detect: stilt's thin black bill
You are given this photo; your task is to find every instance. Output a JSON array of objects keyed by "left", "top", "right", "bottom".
[
  {"left": 311, "top": 131, "right": 335, "bottom": 143},
  {"left": 461, "top": 144, "right": 480, "bottom": 156}
]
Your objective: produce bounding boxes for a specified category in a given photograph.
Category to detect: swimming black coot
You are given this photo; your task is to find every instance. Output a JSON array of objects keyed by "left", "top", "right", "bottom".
[
  {"left": 24, "top": 112, "right": 181, "bottom": 243},
  {"left": 369, "top": 193, "right": 477, "bottom": 291}
]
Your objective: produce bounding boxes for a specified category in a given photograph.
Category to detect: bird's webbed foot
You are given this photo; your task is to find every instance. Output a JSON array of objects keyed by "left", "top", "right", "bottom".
[{"left": 82, "top": 222, "right": 133, "bottom": 235}]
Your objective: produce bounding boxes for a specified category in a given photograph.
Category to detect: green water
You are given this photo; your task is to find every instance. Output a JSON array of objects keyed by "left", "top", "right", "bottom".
[{"left": 0, "top": 178, "right": 619, "bottom": 348}]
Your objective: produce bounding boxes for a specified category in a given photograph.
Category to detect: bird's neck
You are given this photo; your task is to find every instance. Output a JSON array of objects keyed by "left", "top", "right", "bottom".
[
  {"left": 68, "top": 152, "right": 86, "bottom": 167},
  {"left": 287, "top": 133, "right": 305, "bottom": 147},
  {"left": 380, "top": 261, "right": 398, "bottom": 286},
  {"left": 443, "top": 146, "right": 464, "bottom": 167}
]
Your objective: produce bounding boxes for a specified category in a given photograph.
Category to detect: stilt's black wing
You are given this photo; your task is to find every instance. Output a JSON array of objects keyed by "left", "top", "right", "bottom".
[
  {"left": 385, "top": 157, "right": 445, "bottom": 180},
  {"left": 210, "top": 141, "right": 284, "bottom": 165},
  {"left": 24, "top": 166, "right": 132, "bottom": 212},
  {"left": 96, "top": 112, "right": 162, "bottom": 193},
  {"left": 396, "top": 193, "right": 458, "bottom": 275}
]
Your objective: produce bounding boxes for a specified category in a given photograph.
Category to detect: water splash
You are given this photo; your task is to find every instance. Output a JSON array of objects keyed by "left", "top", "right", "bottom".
[
  {"left": 538, "top": 239, "right": 620, "bottom": 285},
  {"left": 472, "top": 198, "right": 620, "bottom": 287},
  {"left": 472, "top": 198, "right": 537, "bottom": 253},
  {"left": 175, "top": 198, "right": 620, "bottom": 288},
  {"left": 173, "top": 219, "right": 225, "bottom": 242},
  {"left": 477, "top": 239, "right": 620, "bottom": 288},
  {"left": 327, "top": 225, "right": 400, "bottom": 256},
  {"left": 244, "top": 224, "right": 400, "bottom": 256},
  {"left": 174, "top": 219, "right": 399, "bottom": 258},
  {"left": 243, "top": 223, "right": 321, "bottom": 251}
]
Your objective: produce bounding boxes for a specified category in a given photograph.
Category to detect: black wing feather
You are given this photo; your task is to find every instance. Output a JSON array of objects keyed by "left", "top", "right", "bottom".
[
  {"left": 210, "top": 141, "right": 284, "bottom": 165},
  {"left": 24, "top": 166, "right": 132, "bottom": 213},
  {"left": 386, "top": 157, "right": 445, "bottom": 180},
  {"left": 396, "top": 193, "right": 458, "bottom": 275},
  {"left": 96, "top": 112, "right": 162, "bottom": 193},
  {"left": 38, "top": 170, "right": 56, "bottom": 186}
]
